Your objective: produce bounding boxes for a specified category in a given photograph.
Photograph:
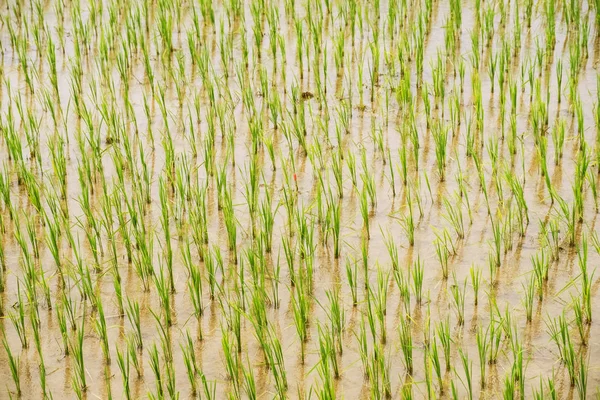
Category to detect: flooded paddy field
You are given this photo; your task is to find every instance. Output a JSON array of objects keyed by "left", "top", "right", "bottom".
[{"left": 1, "top": 0, "right": 600, "bottom": 398}]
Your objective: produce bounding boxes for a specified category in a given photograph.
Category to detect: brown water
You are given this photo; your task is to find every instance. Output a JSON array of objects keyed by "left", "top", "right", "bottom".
[{"left": 0, "top": 0, "right": 600, "bottom": 399}]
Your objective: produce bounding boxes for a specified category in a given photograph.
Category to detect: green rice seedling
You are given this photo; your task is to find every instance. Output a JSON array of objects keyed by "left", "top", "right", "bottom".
[
  {"left": 271, "top": 256, "right": 282, "bottom": 309},
  {"left": 330, "top": 195, "right": 342, "bottom": 258},
  {"left": 222, "top": 189, "right": 238, "bottom": 264},
  {"left": 356, "top": 316, "right": 369, "bottom": 378},
  {"left": 488, "top": 53, "right": 498, "bottom": 93},
  {"left": 412, "top": 256, "right": 424, "bottom": 305},
  {"left": 325, "top": 285, "right": 346, "bottom": 354},
  {"left": 221, "top": 327, "right": 240, "bottom": 393},
  {"left": 556, "top": 196, "right": 576, "bottom": 247},
  {"left": 126, "top": 334, "right": 142, "bottom": 378},
  {"left": 183, "top": 239, "right": 204, "bottom": 321},
  {"left": 450, "top": 273, "right": 466, "bottom": 325},
  {"left": 578, "top": 237, "right": 594, "bottom": 324},
  {"left": 126, "top": 299, "right": 143, "bottom": 350},
  {"left": 159, "top": 177, "right": 175, "bottom": 293},
  {"left": 267, "top": 327, "right": 288, "bottom": 396},
  {"left": 458, "top": 348, "right": 473, "bottom": 400},
  {"left": 434, "top": 230, "right": 451, "bottom": 279},
  {"left": 317, "top": 323, "right": 339, "bottom": 379},
  {"left": 71, "top": 317, "right": 87, "bottom": 394},
  {"left": 393, "top": 265, "right": 411, "bottom": 317},
  {"left": 346, "top": 149, "right": 358, "bottom": 188},
  {"left": 432, "top": 120, "right": 449, "bottom": 181},
  {"left": 9, "top": 283, "right": 28, "bottom": 349},
  {"left": 546, "top": 313, "right": 576, "bottom": 385},
  {"left": 372, "top": 265, "right": 390, "bottom": 343},
  {"left": 487, "top": 316, "right": 503, "bottom": 365},
  {"left": 430, "top": 337, "right": 444, "bottom": 392},
  {"left": 443, "top": 194, "right": 465, "bottom": 239},
  {"left": 360, "top": 186, "right": 370, "bottom": 239},
  {"left": 3, "top": 335, "right": 21, "bottom": 396},
  {"left": 116, "top": 344, "right": 131, "bottom": 400},
  {"left": 437, "top": 318, "right": 452, "bottom": 371},
  {"left": 470, "top": 266, "right": 481, "bottom": 306},
  {"left": 360, "top": 234, "right": 371, "bottom": 292},
  {"left": 398, "top": 318, "right": 413, "bottom": 375},
  {"left": 346, "top": 257, "right": 358, "bottom": 306},
  {"left": 476, "top": 326, "right": 489, "bottom": 388},
  {"left": 503, "top": 372, "right": 515, "bottom": 399},
  {"left": 94, "top": 297, "right": 110, "bottom": 364},
  {"left": 242, "top": 360, "right": 257, "bottom": 400},
  {"left": 292, "top": 279, "right": 309, "bottom": 363},
  {"left": 382, "top": 228, "right": 399, "bottom": 271},
  {"left": 398, "top": 185, "right": 416, "bottom": 246},
  {"left": 576, "top": 353, "right": 588, "bottom": 399},
  {"left": 572, "top": 295, "right": 588, "bottom": 345},
  {"left": 523, "top": 274, "right": 536, "bottom": 322},
  {"left": 148, "top": 343, "right": 164, "bottom": 398},
  {"left": 154, "top": 266, "right": 172, "bottom": 327},
  {"left": 361, "top": 157, "right": 377, "bottom": 210}
]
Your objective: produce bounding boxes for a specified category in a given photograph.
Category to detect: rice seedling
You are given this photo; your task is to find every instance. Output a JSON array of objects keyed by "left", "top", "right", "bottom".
[
  {"left": 3, "top": 335, "right": 21, "bottom": 397},
  {"left": 71, "top": 317, "right": 87, "bottom": 394},
  {"left": 398, "top": 318, "right": 413, "bottom": 375},
  {"left": 450, "top": 273, "right": 467, "bottom": 325},
  {"left": 412, "top": 256, "right": 424, "bottom": 305},
  {"left": 458, "top": 348, "right": 473, "bottom": 400},
  {"left": 116, "top": 344, "right": 131, "bottom": 400},
  {"left": 432, "top": 120, "right": 449, "bottom": 181}
]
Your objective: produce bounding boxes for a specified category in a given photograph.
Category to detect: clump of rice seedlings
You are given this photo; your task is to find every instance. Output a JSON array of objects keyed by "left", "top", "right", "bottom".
[
  {"left": 432, "top": 120, "right": 449, "bottom": 181},
  {"left": 371, "top": 265, "right": 390, "bottom": 343},
  {"left": 3, "top": 335, "right": 21, "bottom": 397},
  {"left": 71, "top": 318, "right": 87, "bottom": 395},
  {"left": 546, "top": 313, "right": 577, "bottom": 386},
  {"left": 154, "top": 266, "right": 173, "bottom": 327},
  {"left": 450, "top": 273, "right": 466, "bottom": 325},
  {"left": 458, "top": 348, "right": 473, "bottom": 400},
  {"left": 470, "top": 266, "right": 481, "bottom": 306},
  {"left": 578, "top": 234, "right": 594, "bottom": 324},
  {"left": 443, "top": 194, "right": 465, "bottom": 239},
  {"left": 434, "top": 229, "right": 453, "bottom": 279},
  {"left": 148, "top": 342, "right": 164, "bottom": 398},
  {"left": 9, "top": 283, "right": 28, "bottom": 349},
  {"left": 394, "top": 266, "right": 411, "bottom": 317},
  {"left": 398, "top": 185, "right": 416, "bottom": 246},
  {"left": 292, "top": 276, "right": 309, "bottom": 363},
  {"left": 412, "top": 256, "right": 424, "bottom": 305},
  {"left": 329, "top": 195, "right": 342, "bottom": 258},
  {"left": 382, "top": 229, "right": 399, "bottom": 270},
  {"left": 222, "top": 326, "right": 241, "bottom": 395},
  {"left": 94, "top": 297, "right": 110, "bottom": 364},
  {"left": 430, "top": 337, "right": 444, "bottom": 392},
  {"left": 576, "top": 353, "right": 588, "bottom": 399},
  {"left": 317, "top": 323, "right": 339, "bottom": 379},
  {"left": 346, "top": 257, "right": 358, "bottom": 306},
  {"left": 476, "top": 326, "right": 489, "bottom": 388},
  {"left": 523, "top": 274, "right": 536, "bottom": 323},
  {"left": 222, "top": 188, "right": 238, "bottom": 264},
  {"left": 126, "top": 299, "right": 143, "bottom": 350},
  {"left": 116, "top": 344, "right": 131, "bottom": 400},
  {"left": 360, "top": 186, "right": 370, "bottom": 239},
  {"left": 398, "top": 318, "right": 413, "bottom": 375},
  {"left": 325, "top": 285, "right": 346, "bottom": 354},
  {"left": 437, "top": 318, "right": 452, "bottom": 372}
]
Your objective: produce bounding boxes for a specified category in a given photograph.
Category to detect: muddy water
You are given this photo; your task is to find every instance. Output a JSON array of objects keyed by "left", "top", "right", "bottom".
[{"left": 0, "top": 0, "right": 600, "bottom": 399}]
